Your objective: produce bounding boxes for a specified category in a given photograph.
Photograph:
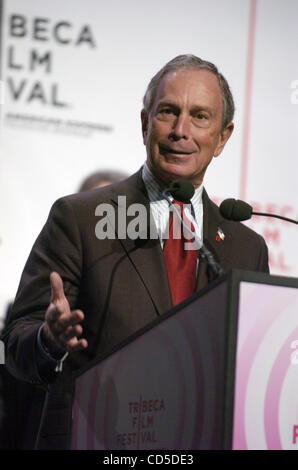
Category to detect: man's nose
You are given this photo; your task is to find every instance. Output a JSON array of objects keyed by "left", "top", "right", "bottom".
[{"left": 170, "top": 113, "right": 190, "bottom": 140}]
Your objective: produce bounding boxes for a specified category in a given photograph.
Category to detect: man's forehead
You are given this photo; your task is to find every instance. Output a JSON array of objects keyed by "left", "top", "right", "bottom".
[{"left": 154, "top": 68, "right": 222, "bottom": 107}]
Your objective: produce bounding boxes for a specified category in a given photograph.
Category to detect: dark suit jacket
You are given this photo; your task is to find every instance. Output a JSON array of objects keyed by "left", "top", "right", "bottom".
[{"left": 1, "top": 169, "right": 269, "bottom": 449}]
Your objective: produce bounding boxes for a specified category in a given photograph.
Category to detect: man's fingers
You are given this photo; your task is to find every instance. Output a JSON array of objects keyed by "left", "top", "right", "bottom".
[
  {"left": 66, "top": 337, "right": 88, "bottom": 352},
  {"left": 61, "top": 324, "right": 83, "bottom": 341},
  {"left": 58, "top": 324, "right": 88, "bottom": 352},
  {"left": 50, "top": 272, "right": 66, "bottom": 304},
  {"left": 57, "top": 309, "right": 84, "bottom": 332},
  {"left": 47, "top": 309, "right": 84, "bottom": 334}
]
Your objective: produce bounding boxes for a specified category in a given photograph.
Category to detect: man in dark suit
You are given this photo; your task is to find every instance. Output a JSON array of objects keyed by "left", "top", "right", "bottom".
[{"left": 1, "top": 54, "right": 269, "bottom": 449}]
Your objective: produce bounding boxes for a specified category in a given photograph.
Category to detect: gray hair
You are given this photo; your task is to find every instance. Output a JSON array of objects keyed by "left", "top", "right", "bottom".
[{"left": 143, "top": 54, "right": 235, "bottom": 129}]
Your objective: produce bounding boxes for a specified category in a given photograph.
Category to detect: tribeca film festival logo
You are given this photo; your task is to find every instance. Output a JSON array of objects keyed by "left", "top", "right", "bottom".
[{"left": 94, "top": 197, "right": 200, "bottom": 250}]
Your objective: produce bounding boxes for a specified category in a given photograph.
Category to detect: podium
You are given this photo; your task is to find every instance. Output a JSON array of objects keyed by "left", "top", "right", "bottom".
[{"left": 70, "top": 270, "right": 298, "bottom": 450}]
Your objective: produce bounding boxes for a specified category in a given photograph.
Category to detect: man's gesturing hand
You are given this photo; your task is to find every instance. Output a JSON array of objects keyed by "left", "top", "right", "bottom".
[{"left": 41, "top": 272, "right": 88, "bottom": 358}]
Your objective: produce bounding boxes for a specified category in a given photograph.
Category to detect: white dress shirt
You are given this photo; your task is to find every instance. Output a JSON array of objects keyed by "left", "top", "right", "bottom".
[{"left": 142, "top": 162, "right": 204, "bottom": 247}]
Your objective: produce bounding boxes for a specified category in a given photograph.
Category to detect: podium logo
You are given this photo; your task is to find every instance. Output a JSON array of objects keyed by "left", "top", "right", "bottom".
[
  {"left": 0, "top": 340, "right": 4, "bottom": 364},
  {"left": 290, "top": 340, "right": 298, "bottom": 365}
]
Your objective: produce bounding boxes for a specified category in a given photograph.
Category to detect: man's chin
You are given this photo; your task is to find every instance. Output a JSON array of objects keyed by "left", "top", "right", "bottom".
[
  {"left": 148, "top": 160, "right": 198, "bottom": 186},
  {"left": 160, "top": 167, "right": 194, "bottom": 185}
]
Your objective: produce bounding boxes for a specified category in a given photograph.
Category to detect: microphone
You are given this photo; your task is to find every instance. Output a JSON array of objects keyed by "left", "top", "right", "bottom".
[
  {"left": 166, "top": 179, "right": 195, "bottom": 202},
  {"left": 220, "top": 198, "right": 298, "bottom": 225},
  {"left": 162, "top": 180, "right": 224, "bottom": 281}
]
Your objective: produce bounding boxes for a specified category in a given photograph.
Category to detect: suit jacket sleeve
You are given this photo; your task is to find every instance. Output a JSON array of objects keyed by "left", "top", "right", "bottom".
[{"left": 1, "top": 197, "right": 83, "bottom": 385}]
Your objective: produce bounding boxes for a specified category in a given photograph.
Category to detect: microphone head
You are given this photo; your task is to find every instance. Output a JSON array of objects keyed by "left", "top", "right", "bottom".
[
  {"left": 219, "top": 198, "right": 253, "bottom": 221},
  {"left": 168, "top": 180, "right": 195, "bottom": 202}
]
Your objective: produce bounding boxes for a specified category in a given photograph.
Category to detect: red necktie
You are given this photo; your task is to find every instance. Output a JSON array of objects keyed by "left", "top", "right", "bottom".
[{"left": 163, "top": 200, "right": 197, "bottom": 306}]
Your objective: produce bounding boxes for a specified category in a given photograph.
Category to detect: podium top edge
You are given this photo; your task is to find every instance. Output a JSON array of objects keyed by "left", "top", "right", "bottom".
[{"left": 227, "top": 269, "right": 298, "bottom": 288}]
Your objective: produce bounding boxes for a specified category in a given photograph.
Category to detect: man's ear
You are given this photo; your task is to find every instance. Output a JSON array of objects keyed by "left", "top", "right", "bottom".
[
  {"left": 141, "top": 109, "right": 148, "bottom": 144},
  {"left": 214, "top": 122, "right": 234, "bottom": 158}
]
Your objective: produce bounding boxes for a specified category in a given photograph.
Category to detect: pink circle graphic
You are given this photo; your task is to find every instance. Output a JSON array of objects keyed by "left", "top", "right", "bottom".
[{"left": 264, "top": 327, "right": 298, "bottom": 450}]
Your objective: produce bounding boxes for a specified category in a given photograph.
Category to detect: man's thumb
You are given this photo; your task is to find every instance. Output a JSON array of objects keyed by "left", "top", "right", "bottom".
[{"left": 50, "top": 272, "right": 65, "bottom": 303}]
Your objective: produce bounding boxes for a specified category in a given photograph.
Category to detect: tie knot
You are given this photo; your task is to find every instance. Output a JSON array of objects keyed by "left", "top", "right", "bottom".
[{"left": 172, "top": 199, "right": 185, "bottom": 210}]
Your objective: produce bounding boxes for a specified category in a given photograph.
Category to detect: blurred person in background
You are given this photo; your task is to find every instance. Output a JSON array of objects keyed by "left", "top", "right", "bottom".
[{"left": 78, "top": 169, "right": 129, "bottom": 192}]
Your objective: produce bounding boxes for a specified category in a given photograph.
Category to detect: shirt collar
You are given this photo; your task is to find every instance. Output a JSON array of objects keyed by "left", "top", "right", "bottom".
[{"left": 142, "top": 162, "right": 203, "bottom": 208}]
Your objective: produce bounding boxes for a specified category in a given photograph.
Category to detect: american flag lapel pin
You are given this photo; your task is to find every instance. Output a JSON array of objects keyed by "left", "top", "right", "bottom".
[{"left": 216, "top": 227, "right": 225, "bottom": 242}]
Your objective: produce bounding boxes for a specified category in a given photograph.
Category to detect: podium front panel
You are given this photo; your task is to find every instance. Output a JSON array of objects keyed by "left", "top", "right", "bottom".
[{"left": 71, "top": 281, "right": 229, "bottom": 450}]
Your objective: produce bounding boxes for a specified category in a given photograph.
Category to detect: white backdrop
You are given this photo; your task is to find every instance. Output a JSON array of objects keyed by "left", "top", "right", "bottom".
[{"left": 0, "top": 0, "right": 297, "bottom": 327}]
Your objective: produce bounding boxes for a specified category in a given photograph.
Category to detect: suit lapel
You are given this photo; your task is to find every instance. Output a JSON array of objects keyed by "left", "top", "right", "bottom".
[{"left": 110, "top": 169, "right": 172, "bottom": 316}]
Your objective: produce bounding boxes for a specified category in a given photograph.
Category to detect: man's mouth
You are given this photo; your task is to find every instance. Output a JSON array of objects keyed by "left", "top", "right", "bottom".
[{"left": 159, "top": 145, "right": 193, "bottom": 156}]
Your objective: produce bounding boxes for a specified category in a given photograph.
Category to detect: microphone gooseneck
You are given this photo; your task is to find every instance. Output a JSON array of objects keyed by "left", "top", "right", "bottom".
[{"left": 162, "top": 180, "right": 224, "bottom": 282}]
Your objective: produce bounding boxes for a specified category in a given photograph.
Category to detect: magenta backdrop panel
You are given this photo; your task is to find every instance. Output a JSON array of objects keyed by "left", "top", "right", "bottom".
[{"left": 232, "top": 282, "right": 298, "bottom": 450}]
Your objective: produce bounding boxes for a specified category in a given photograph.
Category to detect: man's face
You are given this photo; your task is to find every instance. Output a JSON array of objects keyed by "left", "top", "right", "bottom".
[{"left": 142, "top": 68, "right": 234, "bottom": 188}]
